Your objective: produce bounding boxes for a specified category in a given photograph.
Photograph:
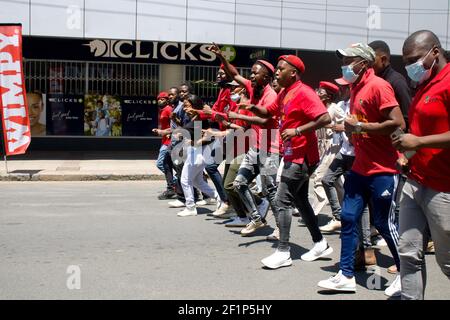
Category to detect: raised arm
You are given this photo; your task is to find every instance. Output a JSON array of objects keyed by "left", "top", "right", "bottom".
[{"left": 208, "top": 43, "right": 248, "bottom": 86}]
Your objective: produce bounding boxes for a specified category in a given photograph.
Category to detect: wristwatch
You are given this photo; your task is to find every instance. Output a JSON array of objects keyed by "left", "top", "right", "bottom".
[
  {"left": 354, "top": 122, "right": 363, "bottom": 134},
  {"left": 295, "top": 127, "right": 302, "bottom": 136}
]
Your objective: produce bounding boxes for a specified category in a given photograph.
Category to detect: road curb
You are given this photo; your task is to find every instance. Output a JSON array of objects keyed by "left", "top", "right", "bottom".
[{"left": 0, "top": 173, "right": 166, "bottom": 181}]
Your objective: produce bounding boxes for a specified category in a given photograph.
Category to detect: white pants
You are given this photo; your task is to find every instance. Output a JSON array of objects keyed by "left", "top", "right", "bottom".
[
  {"left": 310, "top": 144, "right": 341, "bottom": 215},
  {"left": 181, "top": 146, "right": 217, "bottom": 209}
]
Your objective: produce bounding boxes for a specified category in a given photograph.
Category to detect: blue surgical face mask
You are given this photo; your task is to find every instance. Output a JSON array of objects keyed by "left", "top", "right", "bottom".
[
  {"left": 405, "top": 48, "right": 436, "bottom": 85},
  {"left": 341, "top": 60, "right": 364, "bottom": 84}
]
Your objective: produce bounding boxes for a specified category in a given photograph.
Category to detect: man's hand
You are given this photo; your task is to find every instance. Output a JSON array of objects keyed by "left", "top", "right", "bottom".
[
  {"left": 344, "top": 115, "right": 358, "bottom": 133},
  {"left": 396, "top": 155, "right": 410, "bottom": 174},
  {"left": 281, "top": 128, "right": 296, "bottom": 142},
  {"left": 202, "top": 104, "right": 212, "bottom": 115},
  {"left": 170, "top": 112, "right": 182, "bottom": 125},
  {"left": 207, "top": 43, "right": 224, "bottom": 59},
  {"left": 184, "top": 107, "right": 198, "bottom": 118},
  {"left": 333, "top": 124, "right": 345, "bottom": 132},
  {"left": 228, "top": 111, "right": 239, "bottom": 120},
  {"left": 152, "top": 128, "right": 162, "bottom": 136},
  {"left": 201, "top": 129, "right": 213, "bottom": 139},
  {"left": 237, "top": 102, "right": 253, "bottom": 111},
  {"left": 214, "top": 113, "right": 226, "bottom": 122},
  {"left": 392, "top": 133, "right": 422, "bottom": 152}
]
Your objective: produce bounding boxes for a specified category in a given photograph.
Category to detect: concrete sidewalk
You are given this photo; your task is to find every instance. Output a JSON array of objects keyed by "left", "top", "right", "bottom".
[{"left": 0, "top": 151, "right": 165, "bottom": 181}]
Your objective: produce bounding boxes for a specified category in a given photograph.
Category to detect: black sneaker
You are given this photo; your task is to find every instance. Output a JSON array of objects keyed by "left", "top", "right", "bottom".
[{"left": 158, "top": 190, "right": 176, "bottom": 200}]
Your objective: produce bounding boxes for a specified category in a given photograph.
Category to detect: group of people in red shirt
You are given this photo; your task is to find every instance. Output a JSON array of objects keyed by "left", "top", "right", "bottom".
[{"left": 152, "top": 30, "right": 449, "bottom": 300}]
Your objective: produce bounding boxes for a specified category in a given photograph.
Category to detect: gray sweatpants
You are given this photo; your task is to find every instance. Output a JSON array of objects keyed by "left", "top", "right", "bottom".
[{"left": 398, "top": 179, "right": 450, "bottom": 300}]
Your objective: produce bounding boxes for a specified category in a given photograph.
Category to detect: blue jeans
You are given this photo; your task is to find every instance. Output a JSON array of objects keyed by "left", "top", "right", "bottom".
[
  {"left": 157, "top": 144, "right": 175, "bottom": 190},
  {"left": 205, "top": 163, "right": 228, "bottom": 203},
  {"left": 156, "top": 144, "right": 169, "bottom": 173},
  {"left": 234, "top": 148, "right": 280, "bottom": 222},
  {"left": 203, "top": 143, "right": 228, "bottom": 203},
  {"left": 340, "top": 171, "right": 400, "bottom": 277}
]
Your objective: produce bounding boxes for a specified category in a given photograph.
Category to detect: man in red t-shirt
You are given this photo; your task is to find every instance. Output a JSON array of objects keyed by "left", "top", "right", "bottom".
[
  {"left": 205, "top": 85, "right": 255, "bottom": 226},
  {"left": 207, "top": 43, "right": 280, "bottom": 237},
  {"left": 247, "top": 55, "right": 333, "bottom": 269},
  {"left": 153, "top": 91, "right": 174, "bottom": 199},
  {"left": 392, "top": 30, "right": 450, "bottom": 300},
  {"left": 317, "top": 43, "right": 406, "bottom": 296}
]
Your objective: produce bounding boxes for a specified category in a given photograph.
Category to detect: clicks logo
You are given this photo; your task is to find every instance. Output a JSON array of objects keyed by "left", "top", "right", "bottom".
[{"left": 84, "top": 40, "right": 108, "bottom": 57}]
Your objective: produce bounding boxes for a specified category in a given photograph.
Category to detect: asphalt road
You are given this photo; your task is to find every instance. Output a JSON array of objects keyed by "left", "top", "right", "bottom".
[{"left": 0, "top": 181, "right": 448, "bottom": 300}]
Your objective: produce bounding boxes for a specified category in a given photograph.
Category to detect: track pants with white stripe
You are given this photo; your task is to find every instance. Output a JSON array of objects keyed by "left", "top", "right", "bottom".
[{"left": 340, "top": 171, "right": 400, "bottom": 278}]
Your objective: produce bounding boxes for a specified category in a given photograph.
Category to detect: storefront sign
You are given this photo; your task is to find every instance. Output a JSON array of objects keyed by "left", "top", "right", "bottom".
[{"left": 0, "top": 24, "right": 30, "bottom": 155}]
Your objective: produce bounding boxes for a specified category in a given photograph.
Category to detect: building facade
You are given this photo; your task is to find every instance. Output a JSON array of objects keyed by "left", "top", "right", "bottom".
[{"left": 2, "top": 0, "right": 449, "bottom": 150}]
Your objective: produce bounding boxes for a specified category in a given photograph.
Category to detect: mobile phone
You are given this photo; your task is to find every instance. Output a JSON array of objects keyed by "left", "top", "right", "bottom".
[
  {"left": 390, "top": 127, "right": 405, "bottom": 140},
  {"left": 391, "top": 128, "right": 417, "bottom": 159}
]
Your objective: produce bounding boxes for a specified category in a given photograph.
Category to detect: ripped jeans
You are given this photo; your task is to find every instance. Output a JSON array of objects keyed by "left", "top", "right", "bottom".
[{"left": 233, "top": 148, "right": 280, "bottom": 223}]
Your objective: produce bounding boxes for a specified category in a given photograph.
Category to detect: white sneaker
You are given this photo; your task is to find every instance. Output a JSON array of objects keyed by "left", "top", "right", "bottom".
[
  {"left": 168, "top": 200, "right": 185, "bottom": 208},
  {"left": 240, "top": 220, "right": 267, "bottom": 236},
  {"left": 261, "top": 250, "right": 292, "bottom": 269},
  {"left": 196, "top": 198, "right": 217, "bottom": 206},
  {"left": 177, "top": 207, "right": 198, "bottom": 217},
  {"left": 257, "top": 198, "right": 270, "bottom": 220},
  {"left": 384, "top": 274, "right": 401, "bottom": 297},
  {"left": 301, "top": 238, "right": 333, "bottom": 262},
  {"left": 212, "top": 202, "right": 232, "bottom": 218},
  {"left": 318, "top": 270, "right": 356, "bottom": 292},
  {"left": 375, "top": 238, "right": 388, "bottom": 247},
  {"left": 225, "top": 216, "right": 250, "bottom": 227},
  {"left": 319, "top": 219, "right": 342, "bottom": 232},
  {"left": 266, "top": 227, "right": 280, "bottom": 241}
]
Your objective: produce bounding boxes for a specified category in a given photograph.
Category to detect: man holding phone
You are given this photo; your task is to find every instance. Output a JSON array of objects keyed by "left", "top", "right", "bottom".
[{"left": 317, "top": 43, "right": 405, "bottom": 296}]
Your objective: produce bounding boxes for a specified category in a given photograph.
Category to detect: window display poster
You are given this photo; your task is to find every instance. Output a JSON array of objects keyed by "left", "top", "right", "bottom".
[
  {"left": 27, "top": 92, "right": 46, "bottom": 136},
  {"left": 121, "top": 97, "right": 158, "bottom": 136},
  {"left": 46, "top": 94, "right": 84, "bottom": 135},
  {"left": 84, "top": 95, "right": 122, "bottom": 136}
]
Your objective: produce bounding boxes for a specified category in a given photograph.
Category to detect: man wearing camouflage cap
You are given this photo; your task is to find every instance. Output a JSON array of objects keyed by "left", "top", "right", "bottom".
[{"left": 317, "top": 43, "right": 406, "bottom": 297}]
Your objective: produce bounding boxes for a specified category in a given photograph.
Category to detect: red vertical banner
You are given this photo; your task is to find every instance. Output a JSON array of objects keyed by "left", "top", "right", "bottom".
[{"left": 0, "top": 24, "right": 30, "bottom": 156}]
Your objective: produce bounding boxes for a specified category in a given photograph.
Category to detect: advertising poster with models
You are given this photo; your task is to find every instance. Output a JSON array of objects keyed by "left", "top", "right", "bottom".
[
  {"left": 84, "top": 95, "right": 122, "bottom": 136},
  {"left": 121, "top": 97, "right": 158, "bottom": 136},
  {"left": 26, "top": 92, "right": 46, "bottom": 136},
  {"left": 46, "top": 94, "right": 84, "bottom": 135}
]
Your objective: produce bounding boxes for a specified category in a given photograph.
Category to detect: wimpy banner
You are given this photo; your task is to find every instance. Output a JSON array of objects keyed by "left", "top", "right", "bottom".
[{"left": 0, "top": 24, "right": 30, "bottom": 155}]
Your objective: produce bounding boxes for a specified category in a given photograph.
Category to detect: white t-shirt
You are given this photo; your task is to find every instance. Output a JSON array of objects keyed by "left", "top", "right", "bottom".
[{"left": 336, "top": 100, "right": 355, "bottom": 156}]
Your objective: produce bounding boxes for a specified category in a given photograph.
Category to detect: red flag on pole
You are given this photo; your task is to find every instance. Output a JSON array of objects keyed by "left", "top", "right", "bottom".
[{"left": 0, "top": 24, "right": 31, "bottom": 156}]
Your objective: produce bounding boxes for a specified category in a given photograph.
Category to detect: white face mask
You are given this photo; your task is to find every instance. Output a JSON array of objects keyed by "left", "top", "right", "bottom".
[
  {"left": 405, "top": 48, "right": 436, "bottom": 85},
  {"left": 230, "top": 93, "right": 240, "bottom": 102}
]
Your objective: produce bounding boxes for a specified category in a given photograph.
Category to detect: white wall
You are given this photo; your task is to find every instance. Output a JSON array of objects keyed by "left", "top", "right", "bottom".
[{"left": 2, "top": 0, "right": 449, "bottom": 54}]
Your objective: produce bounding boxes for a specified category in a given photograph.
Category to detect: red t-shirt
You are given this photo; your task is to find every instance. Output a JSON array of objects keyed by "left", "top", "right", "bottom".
[
  {"left": 231, "top": 102, "right": 253, "bottom": 157},
  {"left": 266, "top": 80, "right": 327, "bottom": 165},
  {"left": 159, "top": 105, "right": 173, "bottom": 145},
  {"left": 349, "top": 68, "right": 400, "bottom": 176},
  {"left": 408, "top": 63, "right": 450, "bottom": 192},
  {"left": 243, "top": 79, "right": 279, "bottom": 153},
  {"left": 198, "top": 87, "right": 232, "bottom": 131}
]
